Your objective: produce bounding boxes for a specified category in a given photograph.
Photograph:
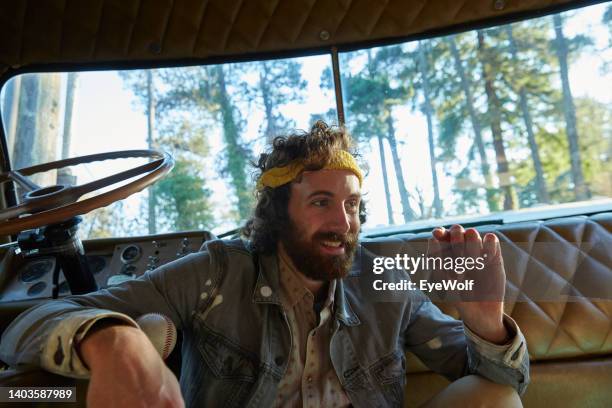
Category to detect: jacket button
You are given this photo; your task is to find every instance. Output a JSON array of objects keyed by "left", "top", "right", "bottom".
[
  {"left": 274, "top": 356, "right": 284, "bottom": 366},
  {"left": 260, "top": 286, "right": 273, "bottom": 297}
]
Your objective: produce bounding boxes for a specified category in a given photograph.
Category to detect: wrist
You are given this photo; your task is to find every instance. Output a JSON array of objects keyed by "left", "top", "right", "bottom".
[
  {"left": 78, "top": 323, "right": 146, "bottom": 369},
  {"left": 464, "top": 317, "right": 509, "bottom": 344}
]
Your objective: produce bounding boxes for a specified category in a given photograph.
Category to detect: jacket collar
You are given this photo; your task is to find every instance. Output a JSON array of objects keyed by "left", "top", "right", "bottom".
[
  {"left": 334, "top": 278, "right": 361, "bottom": 326},
  {"left": 252, "top": 251, "right": 283, "bottom": 306}
]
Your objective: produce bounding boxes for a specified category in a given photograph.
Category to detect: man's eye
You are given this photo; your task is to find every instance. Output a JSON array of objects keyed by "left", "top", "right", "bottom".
[
  {"left": 312, "top": 199, "right": 328, "bottom": 207},
  {"left": 346, "top": 200, "right": 359, "bottom": 211}
]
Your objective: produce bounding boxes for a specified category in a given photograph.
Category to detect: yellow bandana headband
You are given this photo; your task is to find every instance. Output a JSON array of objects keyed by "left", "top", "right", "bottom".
[{"left": 256, "top": 150, "right": 363, "bottom": 190}]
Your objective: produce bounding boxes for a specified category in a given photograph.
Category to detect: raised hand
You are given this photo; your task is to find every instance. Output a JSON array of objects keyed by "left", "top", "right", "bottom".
[{"left": 428, "top": 225, "right": 509, "bottom": 344}]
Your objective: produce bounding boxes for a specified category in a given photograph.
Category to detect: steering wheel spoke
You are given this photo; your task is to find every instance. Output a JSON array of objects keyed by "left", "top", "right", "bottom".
[{"left": 7, "top": 170, "right": 41, "bottom": 192}]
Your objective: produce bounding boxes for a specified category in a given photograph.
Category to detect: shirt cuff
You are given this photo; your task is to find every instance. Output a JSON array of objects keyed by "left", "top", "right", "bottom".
[
  {"left": 463, "top": 314, "right": 527, "bottom": 369},
  {"left": 41, "top": 310, "right": 138, "bottom": 379}
]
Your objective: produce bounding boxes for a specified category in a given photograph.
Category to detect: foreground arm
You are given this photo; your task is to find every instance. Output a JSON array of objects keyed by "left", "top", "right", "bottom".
[
  {"left": 0, "top": 246, "right": 223, "bottom": 407},
  {"left": 78, "top": 323, "right": 183, "bottom": 408},
  {"left": 1, "top": 250, "right": 212, "bottom": 375}
]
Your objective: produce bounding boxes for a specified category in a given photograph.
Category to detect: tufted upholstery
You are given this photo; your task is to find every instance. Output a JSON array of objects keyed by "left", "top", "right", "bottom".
[
  {"left": 362, "top": 212, "right": 612, "bottom": 406},
  {"left": 0, "top": 0, "right": 582, "bottom": 75}
]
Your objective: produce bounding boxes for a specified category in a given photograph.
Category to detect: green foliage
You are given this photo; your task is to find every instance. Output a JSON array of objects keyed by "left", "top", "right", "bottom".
[
  {"left": 116, "top": 69, "right": 217, "bottom": 232},
  {"left": 153, "top": 159, "right": 214, "bottom": 231},
  {"left": 430, "top": 12, "right": 607, "bottom": 214},
  {"left": 117, "top": 59, "right": 309, "bottom": 230},
  {"left": 438, "top": 110, "right": 463, "bottom": 160},
  {"left": 575, "top": 97, "right": 612, "bottom": 197}
]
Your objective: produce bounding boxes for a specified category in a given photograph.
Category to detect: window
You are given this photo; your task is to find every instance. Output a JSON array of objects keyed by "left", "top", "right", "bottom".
[
  {"left": 340, "top": 3, "right": 611, "bottom": 230},
  {"left": 0, "top": 3, "right": 610, "bottom": 238},
  {"left": 0, "top": 56, "right": 336, "bottom": 238}
]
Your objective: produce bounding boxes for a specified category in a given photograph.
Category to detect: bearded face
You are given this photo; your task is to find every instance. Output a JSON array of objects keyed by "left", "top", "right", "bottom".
[
  {"left": 279, "top": 169, "right": 362, "bottom": 281},
  {"left": 280, "top": 220, "right": 359, "bottom": 281}
]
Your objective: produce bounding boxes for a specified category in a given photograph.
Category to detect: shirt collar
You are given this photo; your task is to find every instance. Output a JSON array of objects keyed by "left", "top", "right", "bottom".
[{"left": 277, "top": 249, "right": 337, "bottom": 310}]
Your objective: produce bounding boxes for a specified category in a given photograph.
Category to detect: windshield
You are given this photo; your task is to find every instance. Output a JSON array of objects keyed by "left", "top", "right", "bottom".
[
  {"left": 0, "top": 55, "right": 336, "bottom": 238},
  {"left": 1, "top": 3, "right": 610, "bottom": 239}
]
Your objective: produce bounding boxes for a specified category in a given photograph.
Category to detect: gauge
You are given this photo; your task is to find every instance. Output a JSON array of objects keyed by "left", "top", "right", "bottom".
[
  {"left": 20, "top": 259, "right": 54, "bottom": 283},
  {"left": 87, "top": 255, "right": 107, "bottom": 274},
  {"left": 120, "top": 264, "right": 138, "bottom": 276},
  {"left": 27, "top": 281, "right": 47, "bottom": 296},
  {"left": 120, "top": 245, "right": 142, "bottom": 263}
]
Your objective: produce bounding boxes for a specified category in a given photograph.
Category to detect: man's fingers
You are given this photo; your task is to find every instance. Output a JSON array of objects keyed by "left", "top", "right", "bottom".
[
  {"left": 432, "top": 227, "right": 451, "bottom": 257},
  {"left": 428, "top": 236, "right": 441, "bottom": 257},
  {"left": 432, "top": 227, "right": 448, "bottom": 241},
  {"left": 449, "top": 225, "right": 465, "bottom": 257},
  {"left": 483, "top": 233, "right": 499, "bottom": 260},
  {"left": 465, "top": 228, "right": 482, "bottom": 259}
]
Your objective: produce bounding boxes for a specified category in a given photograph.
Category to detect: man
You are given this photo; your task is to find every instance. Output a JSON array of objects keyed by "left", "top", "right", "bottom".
[{"left": 0, "top": 121, "right": 529, "bottom": 407}]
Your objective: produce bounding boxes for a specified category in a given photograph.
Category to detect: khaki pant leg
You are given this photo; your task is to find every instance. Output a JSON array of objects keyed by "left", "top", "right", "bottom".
[{"left": 419, "top": 375, "right": 523, "bottom": 408}]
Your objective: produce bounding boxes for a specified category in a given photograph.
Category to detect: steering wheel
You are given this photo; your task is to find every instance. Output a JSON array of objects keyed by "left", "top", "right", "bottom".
[{"left": 0, "top": 150, "right": 173, "bottom": 236}]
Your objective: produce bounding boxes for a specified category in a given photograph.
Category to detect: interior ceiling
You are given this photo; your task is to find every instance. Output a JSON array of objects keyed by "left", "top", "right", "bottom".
[{"left": 0, "top": 0, "right": 598, "bottom": 76}]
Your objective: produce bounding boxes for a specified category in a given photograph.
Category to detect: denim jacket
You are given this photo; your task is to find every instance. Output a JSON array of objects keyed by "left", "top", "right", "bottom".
[{"left": 0, "top": 239, "right": 529, "bottom": 407}]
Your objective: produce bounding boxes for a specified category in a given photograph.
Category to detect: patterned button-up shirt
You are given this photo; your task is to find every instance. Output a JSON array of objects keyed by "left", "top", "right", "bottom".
[{"left": 274, "top": 250, "right": 351, "bottom": 408}]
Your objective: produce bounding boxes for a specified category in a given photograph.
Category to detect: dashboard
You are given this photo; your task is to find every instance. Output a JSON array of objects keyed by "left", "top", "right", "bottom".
[{"left": 0, "top": 231, "right": 214, "bottom": 303}]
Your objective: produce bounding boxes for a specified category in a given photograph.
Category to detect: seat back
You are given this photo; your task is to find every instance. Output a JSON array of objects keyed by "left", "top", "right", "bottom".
[{"left": 366, "top": 212, "right": 612, "bottom": 407}]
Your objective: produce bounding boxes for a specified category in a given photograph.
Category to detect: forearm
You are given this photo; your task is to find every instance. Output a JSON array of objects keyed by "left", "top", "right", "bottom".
[{"left": 78, "top": 323, "right": 151, "bottom": 370}]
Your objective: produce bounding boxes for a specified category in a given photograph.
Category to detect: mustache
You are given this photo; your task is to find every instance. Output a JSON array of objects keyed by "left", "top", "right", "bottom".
[{"left": 313, "top": 231, "right": 359, "bottom": 245}]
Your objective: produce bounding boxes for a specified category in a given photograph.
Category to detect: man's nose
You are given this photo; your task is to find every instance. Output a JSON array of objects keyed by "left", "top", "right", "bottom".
[{"left": 326, "top": 203, "right": 351, "bottom": 234}]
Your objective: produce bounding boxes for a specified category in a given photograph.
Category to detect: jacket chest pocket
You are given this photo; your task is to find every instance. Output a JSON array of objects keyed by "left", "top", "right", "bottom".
[
  {"left": 371, "top": 351, "right": 407, "bottom": 407},
  {"left": 199, "top": 334, "right": 258, "bottom": 380},
  {"left": 196, "top": 329, "right": 260, "bottom": 406}
]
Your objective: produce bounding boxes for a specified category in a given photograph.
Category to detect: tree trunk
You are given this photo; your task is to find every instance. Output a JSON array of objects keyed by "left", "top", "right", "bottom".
[
  {"left": 2, "top": 76, "right": 21, "bottom": 156},
  {"left": 377, "top": 134, "right": 394, "bottom": 224},
  {"left": 146, "top": 71, "right": 157, "bottom": 234},
  {"left": 505, "top": 25, "right": 549, "bottom": 204},
  {"left": 61, "top": 73, "right": 78, "bottom": 159},
  {"left": 12, "top": 74, "right": 61, "bottom": 190},
  {"left": 552, "top": 14, "right": 590, "bottom": 200},
  {"left": 447, "top": 37, "right": 499, "bottom": 212},
  {"left": 35, "top": 75, "right": 61, "bottom": 171},
  {"left": 214, "top": 65, "right": 251, "bottom": 219},
  {"left": 417, "top": 42, "right": 443, "bottom": 218},
  {"left": 477, "top": 31, "right": 516, "bottom": 211},
  {"left": 57, "top": 73, "right": 79, "bottom": 188},
  {"left": 12, "top": 75, "right": 39, "bottom": 171},
  {"left": 385, "top": 111, "right": 416, "bottom": 222}
]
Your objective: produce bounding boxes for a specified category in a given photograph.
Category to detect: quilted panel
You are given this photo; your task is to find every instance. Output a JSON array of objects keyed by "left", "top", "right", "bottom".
[
  {"left": 0, "top": 0, "right": 577, "bottom": 73},
  {"left": 367, "top": 213, "right": 612, "bottom": 361}
]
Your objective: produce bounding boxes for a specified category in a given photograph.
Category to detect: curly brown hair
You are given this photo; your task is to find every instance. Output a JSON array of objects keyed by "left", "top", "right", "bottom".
[{"left": 242, "top": 120, "right": 367, "bottom": 254}]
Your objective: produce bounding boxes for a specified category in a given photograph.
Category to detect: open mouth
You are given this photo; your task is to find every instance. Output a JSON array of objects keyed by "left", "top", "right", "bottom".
[{"left": 319, "top": 240, "right": 346, "bottom": 255}]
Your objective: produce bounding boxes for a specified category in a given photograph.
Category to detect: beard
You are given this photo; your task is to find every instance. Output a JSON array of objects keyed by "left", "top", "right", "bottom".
[{"left": 280, "top": 220, "right": 359, "bottom": 281}]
